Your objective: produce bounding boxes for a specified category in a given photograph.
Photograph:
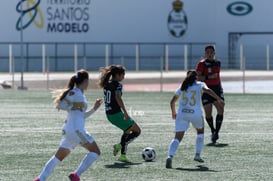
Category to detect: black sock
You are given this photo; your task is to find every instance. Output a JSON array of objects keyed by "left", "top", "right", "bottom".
[
  {"left": 120, "top": 131, "right": 140, "bottom": 155},
  {"left": 215, "top": 114, "right": 223, "bottom": 134},
  {"left": 206, "top": 117, "right": 215, "bottom": 134},
  {"left": 125, "top": 131, "right": 140, "bottom": 144},
  {"left": 120, "top": 133, "right": 129, "bottom": 155}
]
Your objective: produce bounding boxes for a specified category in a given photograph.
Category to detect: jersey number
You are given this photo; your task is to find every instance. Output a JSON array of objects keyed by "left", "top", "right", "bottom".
[
  {"left": 182, "top": 91, "right": 197, "bottom": 106},
  {"left": 104, "top": 90, "right": 111, "bottom": 104}
]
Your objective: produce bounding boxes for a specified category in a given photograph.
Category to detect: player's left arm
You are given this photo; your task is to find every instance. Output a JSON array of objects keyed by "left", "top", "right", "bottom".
[{"left": 85, "top": 98, "right": 103, "bottom": 118}]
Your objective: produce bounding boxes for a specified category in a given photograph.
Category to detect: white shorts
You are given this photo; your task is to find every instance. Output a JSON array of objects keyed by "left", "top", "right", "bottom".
[
  {"left": 59, "top": 129, "right": 94, "bottom": 151},
  {"left": 175, "top": 113, "right": 204, "bottom": 132}
]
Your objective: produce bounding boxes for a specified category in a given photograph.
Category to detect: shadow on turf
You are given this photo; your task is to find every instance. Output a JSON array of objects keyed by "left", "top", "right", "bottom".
[
  {"left": 206, "top": 143, "right": 229, "bottom": 147},
  {"left": 104, "top": 162, "right": 142, "bottom": 169},
  {"left": 176, "top": 165, "right": 217, "bottom": 172}
]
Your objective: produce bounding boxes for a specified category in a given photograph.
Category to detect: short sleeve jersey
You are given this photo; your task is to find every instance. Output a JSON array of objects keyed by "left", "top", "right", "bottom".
[
  {"left": 103, "top": 80, "right": 122, "bottom": 114},
  {"left": 196, "top": 59, "right": 221, "bottom": 86},
  {"left": 175, "top": 81, "right": 207, "bottom": 114},
  {"left": 56, "top": 88, "right": 88, "bottom": 130},
  {"left": 57, "top": 88, "right": 87, "bottom": 113}
]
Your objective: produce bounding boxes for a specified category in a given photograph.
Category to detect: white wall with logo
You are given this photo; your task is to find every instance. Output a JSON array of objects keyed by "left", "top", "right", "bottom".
[
  {"left": 0, "top": 0, "right": 273, "bottom": 69},
  {"left": 1, "top": 1, "right": 272, "bottom": 40}
]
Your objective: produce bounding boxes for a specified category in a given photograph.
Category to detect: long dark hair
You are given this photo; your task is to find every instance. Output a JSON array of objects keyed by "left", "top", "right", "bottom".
[
  {"left": 53, "top": 69, "right": 89, "bottom": 103},
  {"left": 180, "top": 70, "right": 197, "bottom": 91},
  {"left": 98, "top": 65, "right": 125, "bottom": 88}
]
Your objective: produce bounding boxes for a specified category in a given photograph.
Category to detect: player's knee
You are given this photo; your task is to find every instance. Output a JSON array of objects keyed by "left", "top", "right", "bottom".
[
  {"left": 135, "top": 130, "right": 141, "bottom": 137},
  {"left": 197, "top": 128, "right": 204, "bottom": 134},
  {"left": 134, "top": 123, "right": 141, "bottom": 135},
  {"left": 93, "top": 147, "right": 101, "bottom": 155},
  {"left": 216, "top": 103, "right": 224, "bottom": 112},
  {"left": 96, "top": 149, "right": 101, "bottom": 155}
]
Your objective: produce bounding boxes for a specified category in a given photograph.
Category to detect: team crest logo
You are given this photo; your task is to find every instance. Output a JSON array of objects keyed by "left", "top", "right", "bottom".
[{"left": 167, "top": 0, "right": 188, "bottom": 38}]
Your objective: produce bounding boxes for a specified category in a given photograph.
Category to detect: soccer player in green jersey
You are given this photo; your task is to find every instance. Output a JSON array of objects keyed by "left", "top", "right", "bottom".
[{"left": 99, "top": 65, "right": 141, "bottom": 162}]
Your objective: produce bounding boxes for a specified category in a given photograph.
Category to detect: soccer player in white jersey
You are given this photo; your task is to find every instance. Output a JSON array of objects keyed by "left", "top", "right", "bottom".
[
  {"left": 33, "top": 69, "right": 102, "bottom": 181},
  {"left": 166, "top": 70, "right": 224, "bottom": 168}
]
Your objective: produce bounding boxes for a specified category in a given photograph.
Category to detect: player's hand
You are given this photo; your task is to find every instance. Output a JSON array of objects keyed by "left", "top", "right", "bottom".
[{"left": 93, "top": 98, "right": 103, "bottom": 111}]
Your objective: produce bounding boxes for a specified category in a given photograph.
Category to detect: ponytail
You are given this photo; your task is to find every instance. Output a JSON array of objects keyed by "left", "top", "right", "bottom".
[
  {"left": 53, "top": 76, "right": 76, "bottom": 104},
  {"left": 98, "top": 65, "right": 125, "bottom": 88},
  {"left": 181, "top": 70, "right": 197, "bottom": 91},
  {"left": 53, "top": 69, "right": 89, "bottom": 104}
]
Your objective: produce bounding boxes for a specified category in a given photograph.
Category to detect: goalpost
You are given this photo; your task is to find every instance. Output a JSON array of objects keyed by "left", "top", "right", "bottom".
[{"left": 228, "top": 31, "right": 273, "bottom": 69}]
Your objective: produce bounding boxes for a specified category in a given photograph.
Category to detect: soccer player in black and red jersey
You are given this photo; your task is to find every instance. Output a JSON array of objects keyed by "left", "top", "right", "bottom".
[{"left": 196, "top": 45, "right": 225, "bottom": 144}]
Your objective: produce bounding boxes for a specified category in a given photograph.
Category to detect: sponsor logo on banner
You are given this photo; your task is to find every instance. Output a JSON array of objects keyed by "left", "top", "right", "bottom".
[
  {"left": 227, "top": 1, "right": 253, "bottom": 16},
  {"left": 16, "top": 0, "right": 91, "bottom": 33},
  {"left": 16, "top": 0, "right": 44, "bottom": 31}
]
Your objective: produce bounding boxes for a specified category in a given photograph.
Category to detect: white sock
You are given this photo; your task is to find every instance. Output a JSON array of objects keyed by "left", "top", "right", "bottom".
[
  {"left": 76, "top": 152, "right": 99, "bottom": 176},
  {"left": 168, "top": 138, "right": 180, "bottom": 158},
  {"left": 195, "top": 134, "right": 204, "bottom": 155},
  {"left": 38, "top": 156, "right": 61, "bottom": 181}
]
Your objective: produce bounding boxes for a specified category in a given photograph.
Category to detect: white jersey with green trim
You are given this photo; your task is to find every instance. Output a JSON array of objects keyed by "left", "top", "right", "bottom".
[
  {"left": 175, "top": 81, "right": 207, "bottom": 116},
  {"left": 56, "top": 87, "right": 88, "bottom": 131}
]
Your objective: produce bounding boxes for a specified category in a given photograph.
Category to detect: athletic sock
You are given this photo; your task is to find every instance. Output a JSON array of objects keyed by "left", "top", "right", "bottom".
[
  {"left": 38, "top": 156, "right": 61, "bottom": 181},
  {"left": 206, "top": 117, "right": 215, "bottom": 134},
  {"left": 215, "top": 114, "right": 223, "bottom": 134},
  {"left": 195, "top": 134, "right": 204, "bottom": 154},
  {"left": 125, "top": 131, "right": 140, "bottom": 144},
  {"left": 120, "top": 133, "right": 129, "bottom": 155},
  {"left": 120, "top": 131, "right": 140, "bottom": 155},
  {"left": 168, "top": 138, "right": 180, "bottom": 158},
  {"left": 76, "top": 152, "right": 99, "bottom": 176}
]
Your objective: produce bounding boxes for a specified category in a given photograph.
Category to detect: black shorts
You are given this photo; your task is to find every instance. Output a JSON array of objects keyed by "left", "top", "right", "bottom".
[{"left": 202, "top": 85, "right": 224, "bottom": 105}]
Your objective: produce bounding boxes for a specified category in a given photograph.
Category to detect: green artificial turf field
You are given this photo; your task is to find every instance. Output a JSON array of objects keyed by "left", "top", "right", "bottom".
[{"left": 0, "top": 90, "right": 272, "bottom": 180}]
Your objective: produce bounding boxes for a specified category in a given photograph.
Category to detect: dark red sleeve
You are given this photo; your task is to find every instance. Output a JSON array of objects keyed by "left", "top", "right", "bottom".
[{"left": 196, "top": 60, "right": 204, "bottom": 74}]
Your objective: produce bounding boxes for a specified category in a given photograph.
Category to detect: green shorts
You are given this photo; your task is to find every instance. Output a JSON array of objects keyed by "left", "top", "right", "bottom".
[{"left": 106, "top": 112, "right": 135, "bottom": 131}]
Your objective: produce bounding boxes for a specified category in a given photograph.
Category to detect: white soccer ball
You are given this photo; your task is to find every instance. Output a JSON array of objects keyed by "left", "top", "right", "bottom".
[{"left": 142, "top": 147, "right": 156, "bottom": 161}]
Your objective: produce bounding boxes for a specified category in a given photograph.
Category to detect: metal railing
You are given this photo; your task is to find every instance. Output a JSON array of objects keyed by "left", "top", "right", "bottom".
[{"left": 0, "top": 42, "right": 214, "bottom": 73}]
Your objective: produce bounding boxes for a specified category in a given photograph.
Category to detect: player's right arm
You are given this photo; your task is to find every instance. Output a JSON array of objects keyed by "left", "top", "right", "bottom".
[
  {"left": 170, "top": 88, "right": 181, "bottom": 120},
  {"left": 170, "top": 95, "right": 179, "bottom": 120},
  {"left": 196, "top": 61, "right": 206, "bottom": 82},
  {"left": 56, "top": 91, "right": 74, "bottom": 111}
]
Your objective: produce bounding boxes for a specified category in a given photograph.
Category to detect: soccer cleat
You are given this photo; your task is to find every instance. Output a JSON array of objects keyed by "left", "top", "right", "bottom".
[
  {"left": 113, "top": 143, "right": 122, "bottom": 156},
  {"left": 165, "top": 157, "right": 172, "bottom": 169},
  {"left": 118, "top": 154, "right": 129, "bottom": 162},
  {"left": 33, "top": 178, "right": 40, "bottom": 181},
  {"left": 68, "top": 172, "right": 80, "bottom": 181},
  {"left": 194, "top": 155, "right": 204, "bottom": 163},
  {"left": 211, "top": 132, "right": 219, "bottom": 144}
]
